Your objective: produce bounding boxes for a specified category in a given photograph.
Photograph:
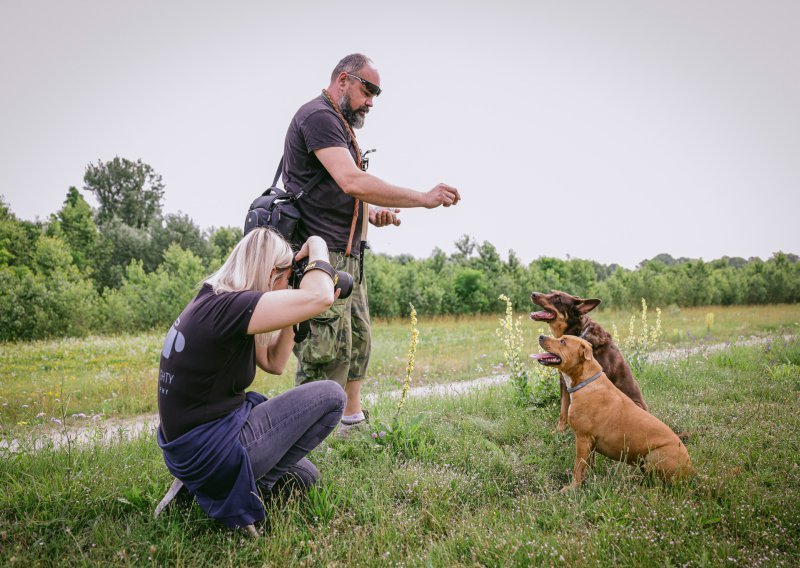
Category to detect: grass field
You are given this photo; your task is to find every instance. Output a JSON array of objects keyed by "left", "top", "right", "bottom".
[
  {"left": 1, "top": 329, "right": 798, "bottom": 565},
  {"left": 1, "top": 303, "right": 798, "bottom": 437}
]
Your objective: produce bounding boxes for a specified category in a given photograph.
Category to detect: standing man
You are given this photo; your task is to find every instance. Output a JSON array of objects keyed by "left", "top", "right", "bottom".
[{"left": 281, "top": 53, "right": 460, "bottom": 434}]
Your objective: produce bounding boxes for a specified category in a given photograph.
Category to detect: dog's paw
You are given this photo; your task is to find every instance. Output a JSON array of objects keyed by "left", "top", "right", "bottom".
[
  {"left": 556, "top": 419, "right": 568, "bottom": 433},
  {"left": 559, "top": 484, "right": 577, "bottom": 494}
]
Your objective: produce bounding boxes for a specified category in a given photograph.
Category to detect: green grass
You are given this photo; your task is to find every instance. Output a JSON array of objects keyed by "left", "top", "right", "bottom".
[
  {"left": 1, "top": 337, "right": 799, "bottom": 566},
  {"left": 1, "top": 304, "right": 799, "bottom": 437}
]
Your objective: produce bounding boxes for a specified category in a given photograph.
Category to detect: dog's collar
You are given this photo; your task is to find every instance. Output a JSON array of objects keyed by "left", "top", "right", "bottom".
[{"left": 566, "top": 371, "right": 603, "bottom": 393}]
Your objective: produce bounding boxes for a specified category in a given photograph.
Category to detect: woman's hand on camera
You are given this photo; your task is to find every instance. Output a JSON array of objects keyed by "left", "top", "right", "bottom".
[{"left": 295, "top": 236, "right": 329, "bottom": 263}]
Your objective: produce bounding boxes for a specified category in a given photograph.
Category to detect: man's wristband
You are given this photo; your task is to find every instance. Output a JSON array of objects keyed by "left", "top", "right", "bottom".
[{"left": 303, "top": 260, "right": 337, "bottom": 283}]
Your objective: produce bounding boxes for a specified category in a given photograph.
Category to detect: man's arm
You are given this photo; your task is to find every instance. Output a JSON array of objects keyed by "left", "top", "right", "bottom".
[{"left": 314, "top": 147, "right": 460, "bottom": 209}]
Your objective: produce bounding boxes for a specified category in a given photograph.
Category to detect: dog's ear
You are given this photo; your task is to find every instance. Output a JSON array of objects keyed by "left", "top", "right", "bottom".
[
  {"left": 576, "top": 298, "right": 601, "bottom": 314},
  {"left": 581, "top": 341, "right": 594, "bottom": 361}
]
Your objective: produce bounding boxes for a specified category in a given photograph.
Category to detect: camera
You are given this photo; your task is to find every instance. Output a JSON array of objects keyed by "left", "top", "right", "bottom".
[{"left": 291, "top": 258, "right": 353, "bottom": 300}]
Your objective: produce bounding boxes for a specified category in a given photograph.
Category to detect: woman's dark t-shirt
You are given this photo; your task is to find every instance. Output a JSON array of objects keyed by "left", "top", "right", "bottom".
[{"left": 157, "top": 284, "right": 263, "bottom": 442}]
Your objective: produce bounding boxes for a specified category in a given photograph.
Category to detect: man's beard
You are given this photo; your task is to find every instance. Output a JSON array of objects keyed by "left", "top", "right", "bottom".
[{"left": 338, "top": 92, "right": 367, "bottom": 129}]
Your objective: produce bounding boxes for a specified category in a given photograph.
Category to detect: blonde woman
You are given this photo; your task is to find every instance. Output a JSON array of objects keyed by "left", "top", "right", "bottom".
[{"left": 157, "top": 228, "right": 346, "bottom": 532}]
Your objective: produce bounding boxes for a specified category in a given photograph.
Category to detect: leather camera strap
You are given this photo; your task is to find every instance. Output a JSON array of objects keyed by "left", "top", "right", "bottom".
[{"left": 322, "top": 89, "right": 365, "bottom": 257}]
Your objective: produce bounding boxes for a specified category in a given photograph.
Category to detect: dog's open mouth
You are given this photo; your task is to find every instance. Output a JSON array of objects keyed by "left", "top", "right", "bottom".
[
  {"left": 530, "top": 310, "right": 556, "bottom": 321},
  {"left": 531, "top": 352, "right": 561, "bottom": 366}
]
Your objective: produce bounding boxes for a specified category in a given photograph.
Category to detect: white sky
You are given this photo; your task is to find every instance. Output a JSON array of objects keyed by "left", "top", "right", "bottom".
[{"left": 2, "top": 0, "right": 798, "bottom": 268}]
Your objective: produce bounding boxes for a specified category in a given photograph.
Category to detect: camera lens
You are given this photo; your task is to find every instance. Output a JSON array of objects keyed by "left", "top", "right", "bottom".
[{"left": 334, "top": 270, "right": 353, "bottom": 299}]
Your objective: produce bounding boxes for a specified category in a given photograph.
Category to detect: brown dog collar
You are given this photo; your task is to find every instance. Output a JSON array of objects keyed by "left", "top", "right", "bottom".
[{"left": 567, "top": 371, "right": 603, "bottom": 393}]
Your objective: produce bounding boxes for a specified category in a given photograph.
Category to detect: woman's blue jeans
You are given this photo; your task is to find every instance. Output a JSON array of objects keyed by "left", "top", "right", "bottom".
[{"left": 239, "top": 380, "right": 345, "bottom": 495}]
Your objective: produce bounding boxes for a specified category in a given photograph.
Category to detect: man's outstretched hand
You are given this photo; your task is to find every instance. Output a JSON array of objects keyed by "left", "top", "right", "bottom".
[{"left": 424, "top": 183, "right": 461, "bottom": 208}]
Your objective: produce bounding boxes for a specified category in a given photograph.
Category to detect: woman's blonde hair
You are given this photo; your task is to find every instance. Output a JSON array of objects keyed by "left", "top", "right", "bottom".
[{"left": 205, "top": 227, "right": 293, "bottom": 294}]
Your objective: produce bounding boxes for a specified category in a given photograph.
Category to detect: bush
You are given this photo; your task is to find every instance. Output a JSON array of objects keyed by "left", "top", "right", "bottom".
[
  {"left": 99, "top": 245, "right": 206, "bottom": 333},
  {"left": 0, "top": 237, "right": 100, "bottom": 341}
]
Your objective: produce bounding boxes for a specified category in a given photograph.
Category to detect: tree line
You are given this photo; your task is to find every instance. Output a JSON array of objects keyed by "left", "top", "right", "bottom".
[{"left": 1, "top": 157, "right": 798, "bottom": 342}]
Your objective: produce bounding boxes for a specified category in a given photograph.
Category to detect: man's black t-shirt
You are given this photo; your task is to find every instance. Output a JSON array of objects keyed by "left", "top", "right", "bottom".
[
  {"left": 282, "top": 95, "right": 364, "bottom": 254},
  {"left": 157, "top": 284, "right": 263, "bottom": 442}
]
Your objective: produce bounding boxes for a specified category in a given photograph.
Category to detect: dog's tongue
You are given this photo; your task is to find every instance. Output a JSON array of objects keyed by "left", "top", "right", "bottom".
[
  {"left": 531, "top": 352, "right": 561, "bottom": 365},
  {"left": 530, "top": 310, "right": 555, "bottom": 321},
  {"left": 531, "top": 353, "right": 557, "bottom": 361}
]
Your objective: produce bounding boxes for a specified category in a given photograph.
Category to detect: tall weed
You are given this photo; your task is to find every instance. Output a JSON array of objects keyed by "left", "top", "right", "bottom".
[
  {"left": 496, "top": 295, "right": 559, "bottom": 407},
  {"left": 613, "top": 298, "right": 663, "bottom": 373},
  {"left": 370, "top": 304, "right": 432, "bottom": 457}
]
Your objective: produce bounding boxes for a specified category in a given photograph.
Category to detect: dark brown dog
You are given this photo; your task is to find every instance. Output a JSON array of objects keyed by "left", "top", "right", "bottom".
[
  {"left": 534, "top": 335, "right": 693, "bottom": 490},
  {"left": 530, "top": 290, "right": 648, "bottom": 432}
]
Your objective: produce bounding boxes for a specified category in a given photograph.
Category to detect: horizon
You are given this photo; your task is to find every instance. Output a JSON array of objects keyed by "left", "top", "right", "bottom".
[{"left": 2, "top": 186, "right": 794, "bottom": 271}]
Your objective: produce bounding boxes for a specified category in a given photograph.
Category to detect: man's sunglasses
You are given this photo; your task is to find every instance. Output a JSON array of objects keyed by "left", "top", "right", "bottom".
[{"left": 346, "top": 73, "right": 382, "bottom": 97}]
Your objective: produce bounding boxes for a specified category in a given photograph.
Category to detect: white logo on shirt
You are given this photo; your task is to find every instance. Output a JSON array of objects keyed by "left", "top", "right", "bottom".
[{"left": 161, "top": 319, "right": 186, "bottom": 359}]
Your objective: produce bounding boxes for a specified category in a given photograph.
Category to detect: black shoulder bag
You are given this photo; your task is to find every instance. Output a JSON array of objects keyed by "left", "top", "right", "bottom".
[{"left": 243, "top": 157, "right": 326, "bottom": 243}]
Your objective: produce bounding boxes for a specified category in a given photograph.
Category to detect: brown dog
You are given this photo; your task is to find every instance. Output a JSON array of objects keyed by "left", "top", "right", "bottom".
[
  {"left": 530, "top": 290, "right": 648, "bottom": 431},
  {"left": 534, "top": 335, "right": 693, "bottom": 490}
]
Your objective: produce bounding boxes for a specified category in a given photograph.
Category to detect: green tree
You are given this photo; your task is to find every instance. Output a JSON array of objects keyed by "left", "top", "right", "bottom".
[
  {"left": 453, "top": 267, "right": 489, "bottom": 314},
  {"left": 452, "top": 234, "right": 477, "bottom": 262},
  {"left": 208, "top": 226, "right": 242, "bottom": 263},
  {"left": 100, "top": 244, "right": 205, "bottom": 333},
  {"left": 151, "top": 212, "right": 213, "bottom": 268},
  {"left": 364, "top": 253, "right": 402, "bottom": 318},
  {"left": 0, "top": 235, "right": 99, "bottom": 340},
  {"left": 0, "top": 196, "right": 40, "bottom": 268},
  {"left": 91, "top": 217, "right": 154, "bottom": 290},
  {"left": 48, "top": 187, "right": 99, "bottom": 273},
  {"left": 83, "top": 157, "right": 164, "bottom": 228}
]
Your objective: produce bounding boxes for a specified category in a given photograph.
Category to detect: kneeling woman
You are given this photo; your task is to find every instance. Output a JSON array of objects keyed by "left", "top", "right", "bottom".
[{"left": 157, "top": 228, "right": 346, "bottom": 531}]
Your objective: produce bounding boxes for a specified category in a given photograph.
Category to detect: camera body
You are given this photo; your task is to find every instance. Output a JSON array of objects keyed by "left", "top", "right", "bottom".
[{"left": 290, "top": 258, "right": 354, "bottom": 300}]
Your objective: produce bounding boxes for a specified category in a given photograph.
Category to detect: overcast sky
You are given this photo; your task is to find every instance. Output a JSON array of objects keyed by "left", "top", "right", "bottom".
[{"left": 2, "top": 0, "right": 798, "bottom": 268}]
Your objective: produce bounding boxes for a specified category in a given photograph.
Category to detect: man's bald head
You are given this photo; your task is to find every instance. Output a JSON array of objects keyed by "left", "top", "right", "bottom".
[{"left": 330, "top": 54, "right": 374, "bottom": 82}]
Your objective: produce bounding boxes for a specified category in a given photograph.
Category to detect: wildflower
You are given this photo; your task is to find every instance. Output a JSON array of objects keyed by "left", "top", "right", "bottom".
[
  {"left": 71, "top": 413, "right": 87, "bottom": 419},
  {"left": 379, "top": 431, "right": 386, "bottom": 438},
  {"left": 496, "top": 295, "right": 537, "bottom": 403},
  {"left": 652, "top": 307, "right": 663, "bottom": 344},
  {"left": 51, "top": 418, "right": 63, "bottom": 426},
  {"left": 36, "top": 412, "right": 45, "bottom": 418},
  {"left": 396, "top": 304, "right": 418, "bottom": 413},
  {"left": 372, "top": 432, "right": 378, "bottom": 439},
  {"left": 640, "top": 298, "right": 649, "bottom": 345}
]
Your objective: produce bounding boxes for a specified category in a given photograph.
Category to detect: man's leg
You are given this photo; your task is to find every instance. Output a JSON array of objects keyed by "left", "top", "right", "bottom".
[
  {"left": 293, "top": 253, "right": 370, "bottom": 433},
  {"left": 344, "top": 267, "right": 372, "bottom": 417},
  {"left": 344, "top": 381, "right": 362, "bottom": 416}
]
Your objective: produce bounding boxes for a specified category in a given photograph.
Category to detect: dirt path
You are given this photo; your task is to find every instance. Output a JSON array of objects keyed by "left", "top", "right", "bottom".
[{"left": 2, "top": 334, "right": 791, "bottom": 454}]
